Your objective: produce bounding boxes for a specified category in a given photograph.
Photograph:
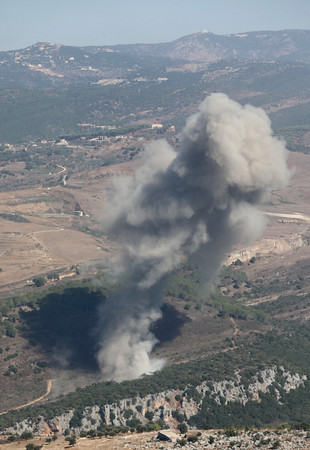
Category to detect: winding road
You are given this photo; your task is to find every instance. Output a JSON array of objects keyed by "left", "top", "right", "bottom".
[{"left": 0, "top": 379, "right": 53, "bottom": 416}]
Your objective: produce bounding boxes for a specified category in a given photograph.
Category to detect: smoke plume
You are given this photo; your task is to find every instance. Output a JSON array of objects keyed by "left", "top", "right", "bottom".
[{"left": 97, "top": 93, "right": 291, "bottom": 381}]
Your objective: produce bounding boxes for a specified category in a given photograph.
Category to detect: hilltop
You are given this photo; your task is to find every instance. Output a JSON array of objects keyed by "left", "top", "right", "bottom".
[
  {"left": 1, "top": 29, "right": 310, "bottom": 89},
  {"left": 111, "top": 29, "right": 310, "bottom": 63}
]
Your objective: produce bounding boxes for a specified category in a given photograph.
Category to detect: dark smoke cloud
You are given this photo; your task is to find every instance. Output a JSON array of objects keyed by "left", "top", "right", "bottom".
[{"left": 97, "top": 93, "right": 291, "bottom": 381}]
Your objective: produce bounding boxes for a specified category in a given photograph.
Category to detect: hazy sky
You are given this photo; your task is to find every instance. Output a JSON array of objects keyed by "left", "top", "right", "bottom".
[{"left": 1, "top": 0, "right": 310, "bottom": 51}]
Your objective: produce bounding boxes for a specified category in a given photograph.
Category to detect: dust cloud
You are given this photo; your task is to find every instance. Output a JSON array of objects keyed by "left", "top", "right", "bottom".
[{"left": 96, "top": 93, "right": 291, "bottom": 381}]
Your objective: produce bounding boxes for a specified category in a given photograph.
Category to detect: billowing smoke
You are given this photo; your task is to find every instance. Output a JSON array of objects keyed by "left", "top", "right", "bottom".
[{"left": 97, "top": 93, "right": 291, "bottom": 381}]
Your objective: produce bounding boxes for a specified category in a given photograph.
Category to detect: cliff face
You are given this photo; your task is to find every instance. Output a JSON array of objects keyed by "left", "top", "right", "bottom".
[{"left": 5, "top": 365, "right": 306, "bottom": 436}]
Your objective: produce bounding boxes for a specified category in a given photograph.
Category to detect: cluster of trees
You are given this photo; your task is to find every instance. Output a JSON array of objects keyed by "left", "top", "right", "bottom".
[
  {"left": 163, "top": 264, "right": 266, "bottom": 322},
  {"left": 276, "top": 125, "right": 310, "bottom": 154},
  {"left": 1, "top": 267, "right": 310, "bottom": 432},
  {"left": 0, "top": 213, "right": 29, "bottom": 223},
  {"left": 32, "top": 272, "right": 61, "bottom": 288},
  {"left": 1, "top": 324, "right": 310, "bottom": 430}
]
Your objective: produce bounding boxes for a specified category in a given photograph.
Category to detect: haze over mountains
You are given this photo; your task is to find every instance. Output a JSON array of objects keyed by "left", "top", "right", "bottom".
[
  {"left": 111, "top": 29, "right": 310, "bottom": 63},
  {"left": 0, "top": 29, "right": 310, "bottom": 144},
  {"left": 1, "top": 29, "right": 310, "bottom": 89}
]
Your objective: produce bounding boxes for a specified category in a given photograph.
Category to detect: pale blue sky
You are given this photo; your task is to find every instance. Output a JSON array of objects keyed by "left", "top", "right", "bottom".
[{"left": 1, "top": 0, "right": 310, "bottom": 51}]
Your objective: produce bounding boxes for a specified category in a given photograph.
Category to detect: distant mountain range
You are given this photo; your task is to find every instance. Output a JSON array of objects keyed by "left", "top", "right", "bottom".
[
  {"left": 108, "top": 29, "right": 310, "bottom": 63},
  {"left": 0, "top": 29, "right": 309, "bottom": 89},
  {"left": 1, "top": 29, "right": 310, "bottom": 143}
]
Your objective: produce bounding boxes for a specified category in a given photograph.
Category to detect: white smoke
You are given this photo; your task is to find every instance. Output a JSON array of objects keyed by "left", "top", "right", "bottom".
[
  {"left": 96, "top": 301, "right": 163, "bottom": 381},
  {"left": 96, "top": 93, "right": 291, "bottom": 381}
]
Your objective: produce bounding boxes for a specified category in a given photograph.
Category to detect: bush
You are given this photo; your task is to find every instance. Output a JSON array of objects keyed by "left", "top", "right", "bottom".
[
  {"left": 224, "top": 427, "right": 239, "bottom": 437},
  {"left": 33, "top": 277, "right": 46, "bottom": 287},
  {"left": 4, "top": 352, "right": 18, "bottom": 361},
  {"left": 87, "top": 429, "right": 96, "bottom": 438},
  {"left": 7, "top": 434, "right": 17, "bottom": 442},
  {"left": 123, "top": 409, "right": 133, "bottom": 419},
  {"left": 36, "top": 361, "right": 48, "bottom": 368},
  {"left": 65, "top": 435, "right": 76, "bottom": 446},
  {"left": 187, "top": 434, "right": 199, "bottom": 443},
  {"left": 172, "top": 410, "right": 185, "bottom": 423},
  {"left": 20, "top": 431, "right": 33, "bottom": 440},
  {"left": 233, "top": 259, "right": 243, "bottom": 266},
  {"left": 178, "top": 422, "right": 188, "bottom": 434},
  {"left": 145, "top": 411, "right": 154, "bottom": 421},
  {"left": 47, "top": 273, "right": 60, "bottom": 280}
]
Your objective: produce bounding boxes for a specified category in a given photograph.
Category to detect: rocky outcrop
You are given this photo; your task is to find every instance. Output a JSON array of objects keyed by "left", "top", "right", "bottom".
[
  {"left": 199, "top": 366, "right": 306, "bottom": 406},
  {"left": 4, "top": 365, "right": 307, "bottom": 436},
  {"left": 5, "top": 410, "right": 74, "bottom": 436}
]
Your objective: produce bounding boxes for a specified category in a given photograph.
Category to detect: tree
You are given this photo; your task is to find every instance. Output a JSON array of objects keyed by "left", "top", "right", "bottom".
[
  {"left": 87, "top": 429, "right": 96, "bottom": 438},
  {"left": 65, "top": 435, "right": 76, "bottom": 446},
  {"left": 187, "top": 434, "right": 198, "bottom": 443},
  {"left": 145, "top": 411, "right": 154, "bottom": 421},
  {"left": 32, "top": 277, "right": 46, "bottom": 287},
  {"left": 25, "top": 444, "right": 43, "bottom": 450},
  {"left": 178, "top": 422, "right": 188, "bottom": 434},
  {"left": 47, "top": 272, "right": 60, "bottom": 280},
  {"left": 233, "top": 259, "right": 243, "bottom": 266},
  {"left": 25, "top": 444, "right": 35, "bottom": 450}
]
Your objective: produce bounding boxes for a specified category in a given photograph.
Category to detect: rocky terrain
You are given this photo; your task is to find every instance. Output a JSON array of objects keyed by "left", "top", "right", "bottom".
[
  {"left": 3, "top": 427, "right": 310, "bottom": 449},
  {"left": 2, "top": 365, "right": 306, "bottom": 437}
]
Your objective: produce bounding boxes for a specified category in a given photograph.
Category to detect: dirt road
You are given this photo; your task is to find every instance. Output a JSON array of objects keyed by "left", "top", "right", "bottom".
[{"left": 0, "top": 380, "right": 53, "bottom": 416}]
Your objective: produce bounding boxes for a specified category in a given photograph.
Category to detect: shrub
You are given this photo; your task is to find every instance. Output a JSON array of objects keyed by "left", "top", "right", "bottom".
[
  {"left": 233, "top": 259, "right": 243, "bottom": 266},
  {"left": 47, "top": 273, "right": 60, "bottom": 280},
  {"left": 65, "top": 435, "right": 76, "bottom": 446},
  {"left": 33, "top": 277, "right": 46, "bottom": 287},
  {"left": 123, "top": 409, "right": 133, "bottom": 419},
  {"left": 145, "top": 411, "right": 154, "bottom": 421},
  {"left": 178, "top": 422, "right": 188, "bottom": 434},
  {"left": 187, "top": 434, "right": 199, "bottom": 443},
  {"left": 20, "top": 431, "right": 33, "bottom": 439}
]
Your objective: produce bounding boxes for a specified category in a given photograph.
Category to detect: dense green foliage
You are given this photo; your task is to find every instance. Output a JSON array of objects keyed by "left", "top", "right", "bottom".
[
  {"left": 0, "top": 59, "right": 309, "bottom": 143},
  {"left": 0, "top": 278, "right": 113, "bottom": 348},
  {"left": 275, "top": 125, "right": 310, "bottom": 154},
  {"left": 2, "top": 323, "right": 310, "bottom": 429},
  {"left": 163, "top": 265, "right": 266, "bottom": 321},
  {"left": 0, "top": 266, "right": 310, "bottom": 430}
]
